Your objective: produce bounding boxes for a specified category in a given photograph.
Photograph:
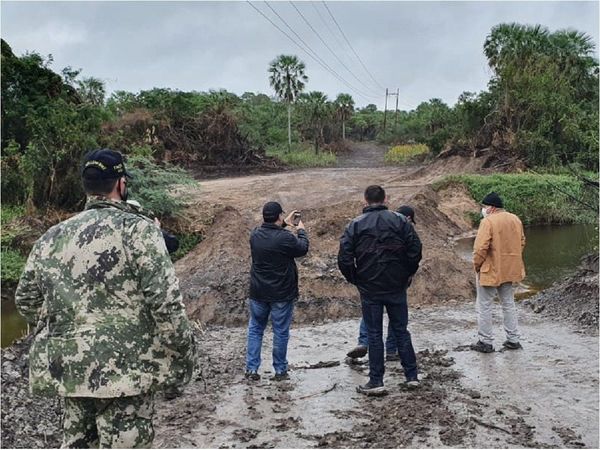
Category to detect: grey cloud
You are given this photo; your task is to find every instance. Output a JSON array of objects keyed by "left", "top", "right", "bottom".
[{"left": 2, "top": 1, "right": 598, "bottom": 110}]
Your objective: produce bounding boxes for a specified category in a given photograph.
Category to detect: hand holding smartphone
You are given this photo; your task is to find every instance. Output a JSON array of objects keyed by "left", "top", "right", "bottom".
[{"left": 292, "top": 211, "right": 302, "bottom": 226}]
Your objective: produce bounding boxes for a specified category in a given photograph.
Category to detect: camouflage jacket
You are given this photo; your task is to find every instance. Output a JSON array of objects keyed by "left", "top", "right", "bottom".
[{"left": 15, "top": 197, "right": 195, "bottom": 398}]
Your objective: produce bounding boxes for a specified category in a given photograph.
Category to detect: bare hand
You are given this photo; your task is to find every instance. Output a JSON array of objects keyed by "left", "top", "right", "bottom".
[
  {"left": 154, "top": 217, "right": 161, "bottom": 228},
  {"left": 284, "top": 210, "right": 299, "bottom": 226},
  {"left": 296, "top": 220, "right": 305, "bottom": 231}
]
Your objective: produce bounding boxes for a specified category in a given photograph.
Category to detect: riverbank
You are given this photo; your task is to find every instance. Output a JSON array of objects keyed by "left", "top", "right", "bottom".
[{"left": 524, "top": 253, "right": 599, "bottom": 334}]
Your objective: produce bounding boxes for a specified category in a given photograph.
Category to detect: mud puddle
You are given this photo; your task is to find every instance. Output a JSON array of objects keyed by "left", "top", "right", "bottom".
[{"left": 155, "top": 304, "right": 599, "bottom": 448}]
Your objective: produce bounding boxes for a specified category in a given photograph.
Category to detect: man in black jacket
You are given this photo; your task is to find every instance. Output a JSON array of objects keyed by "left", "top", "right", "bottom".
[
  {"left": 245, "top": 201, "right": 309, "bottom": 381},
  {"left": 338, "top": 186, "right": 422, "bottom": 395}
]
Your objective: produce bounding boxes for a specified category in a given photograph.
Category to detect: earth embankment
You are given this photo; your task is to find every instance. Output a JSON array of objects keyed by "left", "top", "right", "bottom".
[{"left": 174, "top": 163, "right": 481, "bottom": 326}]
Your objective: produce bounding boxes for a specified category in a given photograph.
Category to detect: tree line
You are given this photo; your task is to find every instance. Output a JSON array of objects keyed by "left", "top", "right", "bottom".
[{"left": 1, "top": 23, "right": 598, "bottom": 213}]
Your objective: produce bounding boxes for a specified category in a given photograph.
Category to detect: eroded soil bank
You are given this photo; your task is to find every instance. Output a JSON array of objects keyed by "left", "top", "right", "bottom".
[{"left": 174, "top": 159, "right": 485, "bottom": 327}]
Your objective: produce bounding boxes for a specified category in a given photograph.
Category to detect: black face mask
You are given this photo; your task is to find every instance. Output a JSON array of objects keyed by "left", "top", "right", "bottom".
[{"left": 119, "top": 179, "right": 129, "bottom": 202}]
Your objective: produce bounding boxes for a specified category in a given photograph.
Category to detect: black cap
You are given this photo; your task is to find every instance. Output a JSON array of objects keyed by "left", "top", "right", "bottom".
[
  {"left": 482, "top": 192, "right": 503, "bottom": 208},
  {"left": 263, "top": 201, "right": 284, "bottom": 222},
  {"left": 398, "top": 205, "right": 416, "bottom": 224},
  {"left": 82, "top": 149, "right": 132, "bottom": 180}
]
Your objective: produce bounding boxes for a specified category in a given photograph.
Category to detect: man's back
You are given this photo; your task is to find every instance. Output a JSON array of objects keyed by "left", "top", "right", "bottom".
[
  {"left": 474, "top": 210, "right": 526, "bottom": 286},
  {"left": 249, "top": 223, "right": 309, "bottom": 303},
  {"left": 16, "top": 200, "right": 194, "bottom": 398},
  {"left": 338, "top": 205, "right": 422, "bottom": 296}
]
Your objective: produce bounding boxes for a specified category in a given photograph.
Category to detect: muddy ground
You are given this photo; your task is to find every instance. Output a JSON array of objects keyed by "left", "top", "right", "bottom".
[
  {"left": 4, "top": 303, "right": 598, "bottom": 449},
  {"left": 2, "top": 142, "right": 598, "bottom": 448},
  {"left": 525, "top": 254, "right": 599, "bottom": 333},
  {"left": 152, "top": 304, "right": 598, "bottom": 449}
]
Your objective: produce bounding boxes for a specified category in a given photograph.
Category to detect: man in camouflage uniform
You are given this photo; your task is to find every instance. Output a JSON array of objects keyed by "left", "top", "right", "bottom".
[{"left": 15, "top": 149, "right": 195, "bottom": 448}]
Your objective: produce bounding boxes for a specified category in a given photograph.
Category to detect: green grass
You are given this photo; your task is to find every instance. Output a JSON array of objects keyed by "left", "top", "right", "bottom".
[
  {"left": 384, "top": 144, "right": 429, "bottom": 164},
  {"left": 1, "top": 205, "right": 25, "bottom": 227},
  {"left": 433, "top": 173, "right": 599, "bottom": 226},
  {"left": 1, "top": 205, "right": 28, "bottom": 283},
  {"left": 1, "top": 248, "right": 27, "bottom": 284},
  {"left": 266, "top": 143, "right": 336, "bottom": 168}
]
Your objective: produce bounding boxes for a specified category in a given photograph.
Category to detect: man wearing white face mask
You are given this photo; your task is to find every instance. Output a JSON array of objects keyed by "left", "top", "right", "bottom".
[{"left": 471, "top": 192, "right": 526, "bottom": 353}]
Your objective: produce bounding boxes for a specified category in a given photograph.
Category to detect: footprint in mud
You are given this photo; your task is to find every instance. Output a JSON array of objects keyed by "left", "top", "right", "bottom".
[
  {"left": 232, "top": 428, "right": 261, "bottom": 443},
  {"left": 271, "top": 404, "right": 290, "bottom": 414},
  {"left": 553, "top": 426, "right": 586, "bottom": 448},
  {"left": 274, "top": 416, "right": 303, "bottom": 431}
]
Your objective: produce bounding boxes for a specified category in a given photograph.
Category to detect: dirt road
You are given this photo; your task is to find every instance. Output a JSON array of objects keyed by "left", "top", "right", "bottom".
[{"left": 336, "top": 141, "right": 388, "bottom": 168}]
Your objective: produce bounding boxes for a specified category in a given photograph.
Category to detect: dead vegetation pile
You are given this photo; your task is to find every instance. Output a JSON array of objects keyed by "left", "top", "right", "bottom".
[{"left": 102, "top": 107, "right": 281, "bottom": 169}]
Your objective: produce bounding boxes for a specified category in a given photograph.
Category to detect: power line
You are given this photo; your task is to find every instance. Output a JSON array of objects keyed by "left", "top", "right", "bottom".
[
  {"left": 311, "top": 1, "right": 350, "bottom": 62},
  {"left": 253, "top": 2, "right": 380, "bottom": 100},
  {"left": 263, "top": 2, "right": 380, "bottom": 100},
  {"left": 322, "top": 1, "right": 386, "bottom": 92},
  {"left": 289, "top": 1, "right": 381, "bottom": 97}
]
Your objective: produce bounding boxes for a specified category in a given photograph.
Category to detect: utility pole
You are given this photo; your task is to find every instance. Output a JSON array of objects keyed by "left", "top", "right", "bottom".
[
  {"left": 383, "top": 88, "right": 399, "bottom": 137},
  {"left": 383, "top": 88, "right": 388, "bottom": 136},
  {"left": 394, "top": 88, "right": 399, "bottom": 131}
]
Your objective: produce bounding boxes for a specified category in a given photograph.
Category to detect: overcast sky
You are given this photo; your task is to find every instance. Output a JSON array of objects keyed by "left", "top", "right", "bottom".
[{"left": 2, "top": 1, "right": 598, "bottom": 110}]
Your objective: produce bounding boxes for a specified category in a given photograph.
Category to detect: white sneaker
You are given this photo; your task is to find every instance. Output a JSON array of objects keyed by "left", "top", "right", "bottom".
[{"left": 405, "top": 379, "right": 420, "bottom": 389}]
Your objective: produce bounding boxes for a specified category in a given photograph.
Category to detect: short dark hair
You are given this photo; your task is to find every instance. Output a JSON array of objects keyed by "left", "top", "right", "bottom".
[
  {"left": 82, "top": 175, "right": 118, "bottom": 195},
  {"left": 364, "top": 185, "right": 385, "bottom": 204}
]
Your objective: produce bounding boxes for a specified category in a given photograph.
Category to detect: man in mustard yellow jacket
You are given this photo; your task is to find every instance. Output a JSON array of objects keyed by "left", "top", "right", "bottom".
[{"left": 471, "top": 192, "right": 526, "bottom": 353}]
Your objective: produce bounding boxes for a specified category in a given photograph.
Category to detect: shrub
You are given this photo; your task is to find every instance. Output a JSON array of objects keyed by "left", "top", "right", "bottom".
[
  {"left": 266, "top": 143, "right": 336, "bottom": 168},
  {"left": 385, "top": 144, "right": 429, "bottom": 164},
  {"left": 126, "top": 156, "right": 197, "bottom": 218},
  {"left": 171, "top": 233, "right": 203, "bottom": 261},
  {"left": 433, "top": 173, "right": 599, "bottom": 226}
]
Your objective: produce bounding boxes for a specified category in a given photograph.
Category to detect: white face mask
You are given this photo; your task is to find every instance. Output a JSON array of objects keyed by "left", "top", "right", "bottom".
[{"left": 481, "top": 207, "right": 489, "bottom": 218}]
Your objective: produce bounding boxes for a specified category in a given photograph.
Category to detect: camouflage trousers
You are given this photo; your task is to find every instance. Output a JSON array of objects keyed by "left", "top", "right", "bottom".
[{"left": 61, "top": 393, "right": 155, "bottom": 448}]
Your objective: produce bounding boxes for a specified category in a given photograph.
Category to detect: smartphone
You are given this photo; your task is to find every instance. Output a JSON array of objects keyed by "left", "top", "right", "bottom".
[{"left": 293, "top": 212, "right": 302, "bottom": 226}]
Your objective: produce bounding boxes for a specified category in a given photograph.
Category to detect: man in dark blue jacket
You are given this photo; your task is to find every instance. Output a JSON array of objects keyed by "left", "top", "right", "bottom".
[
  {"left": 245, "top": 201, "right": 309, "bottom": 381},
  {"left": 338, "top": 186, "right": 422, "bottom": 395}
]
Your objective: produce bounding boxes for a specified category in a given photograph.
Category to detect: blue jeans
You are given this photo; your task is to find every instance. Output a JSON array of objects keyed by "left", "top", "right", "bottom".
[
  {"left": 358, "top": 319, "right": 398, "bottom": 354},
  {"left": 361, "top": 290, "right": 418, "bottom": 384},
  {"left": 246, "top": 299, "right": 295, "bottom": 374}
]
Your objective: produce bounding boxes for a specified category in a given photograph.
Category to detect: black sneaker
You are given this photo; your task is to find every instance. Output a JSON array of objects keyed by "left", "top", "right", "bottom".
[
  {"left": 386, "top": 353, "right": 401, "bottom": 362},
  {"left": 356, "top": 381, "right": 387, "bottom": 396},
  {"left": 271, "top": 371, "right": 290, "bottom": 381},
  {"left": 470, "top": 341, "right": 494, "bottom": 353},
  {"left": 245, "top": 370, "right": 260, "bottom": 381},
  {"left": 347, "top": 345, "right": 368, "bottom": 359},
  {"left": 502, "top": 340, "right": 523, "bottom": 350}
]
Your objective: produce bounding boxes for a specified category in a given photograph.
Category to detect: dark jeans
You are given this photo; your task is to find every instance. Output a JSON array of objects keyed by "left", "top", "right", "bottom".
[
  {"left": 358, "top": 318, "right": 397, "bottom": 354},
  {"left": 246, "top": 299, "right": 295, "bottom": 374},
  {"left": 361, "top": 290, "right": 418, "bottom": 384}
]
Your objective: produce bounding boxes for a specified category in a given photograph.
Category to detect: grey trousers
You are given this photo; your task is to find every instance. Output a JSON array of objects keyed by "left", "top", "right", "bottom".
[{"left": 476, "top": 277, "right": 520, "bottom": 345}]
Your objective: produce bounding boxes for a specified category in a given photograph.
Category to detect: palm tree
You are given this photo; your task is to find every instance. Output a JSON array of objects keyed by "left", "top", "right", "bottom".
[
  {"left": 334, "top": 93, "right": 354, "bottom": 140},
  {"left": 268, "top": 55, "right": 308, "bottom": 152},
  {"left": 299, "top": 91, "right": 330, "bottom": 154}
]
